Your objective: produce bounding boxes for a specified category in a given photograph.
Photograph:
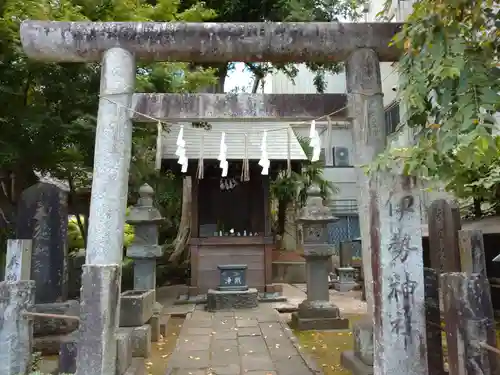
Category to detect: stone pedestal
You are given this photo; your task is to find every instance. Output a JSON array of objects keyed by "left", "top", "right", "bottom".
[
  {"left": 206, "top": 288, "right": 258, "bottom": 311},
  {"left": 76, "top": 265, "right": 121, "bottom": 375},
  {"left": 206, "top": 264, "right": 257, "bottom": 311},
  {"left": 341, "top": 318, "right": 374, "bottom": 375},
  {"left": 333, "top": 240, "right": 359, "bottom": 292},
  {"left": 333, "top": 267, "right": 358, "bottom": 292},
  {"left": 291, "top": 247, "right": 349, "bottom": 330},
  {"left": 126, "top": 184, "right": 164, "bottom": 291}
]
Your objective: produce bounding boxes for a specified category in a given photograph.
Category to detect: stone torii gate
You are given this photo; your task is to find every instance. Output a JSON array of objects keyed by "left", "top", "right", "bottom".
[{"left": 20, "top": 21, "right": 427, "bottom": 375}]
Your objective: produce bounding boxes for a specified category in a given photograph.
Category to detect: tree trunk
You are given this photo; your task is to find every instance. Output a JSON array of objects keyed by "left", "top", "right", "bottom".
[
  {"left": 473, "top": 198, "right": 482, "bottom": 218},
  {"left": 251, "top": 76, "right": 261, "bottom": 93},
  {"left": 281, "top": 201, "right": 298, "bottom": 251},
  {"left": 169, "top": 176, "right": 192, "bottom": 263},
  {"left": 67, "top": 175, "right": 87, "bottom": 248}
]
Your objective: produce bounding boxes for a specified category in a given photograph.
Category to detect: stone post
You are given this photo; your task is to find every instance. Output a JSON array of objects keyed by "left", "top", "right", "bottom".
[
  {"left": 458, "top": 229, "right": 486, "bottom": 277},
  {"left": 126, "top": 184, "right": 164, "bottom": 291},
  {"left": 346, "top": 48, "right": 387, "bottom": 312},
  {"left": 291, "top": 185, "right": 349, "bottom": 331},
  {"left": 76, "top": 47, "right": 135, "bottom": 375},
  {"left": 0, "top": 280, "right": 35, "bottom": 375},
  {"left": 442, "top": 273, "right": 498, "bottom": 375},
  {"left": 427, "top": 199, "right": 462, "bottom": 373}
]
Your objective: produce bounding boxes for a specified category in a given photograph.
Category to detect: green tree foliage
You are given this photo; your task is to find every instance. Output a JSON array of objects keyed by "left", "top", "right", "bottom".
[
  {"left": 0, "top": 0, "right": 216, "bottom": 235},
  {"left": 179, "top": 0, "right": 365, "bottom": 93},
  {"left": 68, "top": 215, "right": 134, "bottom": 251},
  {"left": 374, "top": 0, "right": 499, "bottom": 216}
]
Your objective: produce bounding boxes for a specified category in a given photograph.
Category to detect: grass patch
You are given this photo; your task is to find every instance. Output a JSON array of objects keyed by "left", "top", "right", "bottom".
[
  {"left": 295, "top": 315, "right": 500, "bottom": 375},
  {"left": 294, "top": 314, "right": 364, "bottom": 375}
]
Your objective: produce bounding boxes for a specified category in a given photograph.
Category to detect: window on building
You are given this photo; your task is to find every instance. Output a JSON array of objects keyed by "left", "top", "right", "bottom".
[
  {"left": 385, "top": 102, "right": 401, "bottom": 135},
  {"left": 332, "top": 147, "right": 351, "bottom": 167},
  {"left": 321, "top": 147, "right": 352, "bottom": 167},
  {"left": 327, "top": 215, "right": 360, "bottom": 256}
]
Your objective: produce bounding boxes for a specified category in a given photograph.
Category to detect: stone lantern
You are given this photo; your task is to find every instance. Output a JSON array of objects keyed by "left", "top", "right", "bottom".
[
  {"left": 333, "top": 239, "right": 359, "bottom": 292},
  {"left": 291, "top": 184, "right": 349, "bottom": 330},
  {"left": 126, "top": 184, "right": 164, "bottom": 291}
]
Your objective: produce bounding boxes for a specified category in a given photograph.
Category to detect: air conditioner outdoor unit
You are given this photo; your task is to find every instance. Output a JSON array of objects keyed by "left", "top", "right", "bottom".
[{"left": 333, "top": 147, "right": 350, "bottom": 167}]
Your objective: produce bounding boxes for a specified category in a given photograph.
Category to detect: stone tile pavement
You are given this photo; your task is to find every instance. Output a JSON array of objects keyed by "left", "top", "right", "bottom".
[
  {"left": 272, "top": 283, "right": 366, "bottom": 315},
  {"left": 165, "top": 305, "right": 321, "bottom": 375}
]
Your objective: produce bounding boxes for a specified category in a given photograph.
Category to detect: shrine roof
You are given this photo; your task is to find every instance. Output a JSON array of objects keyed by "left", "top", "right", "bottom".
[{"left": 162, "top": 122, "right": 308, "bottom": 161}]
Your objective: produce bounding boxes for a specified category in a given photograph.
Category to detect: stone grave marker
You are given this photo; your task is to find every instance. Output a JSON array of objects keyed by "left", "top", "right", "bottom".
[{"left": 16, "top": 182, "right": 68, "bottom": 303}]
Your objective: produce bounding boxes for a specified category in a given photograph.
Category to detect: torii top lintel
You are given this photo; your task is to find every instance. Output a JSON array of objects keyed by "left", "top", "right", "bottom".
[{"left": 20, "top": 21, "right": 403, "bottom": 63}]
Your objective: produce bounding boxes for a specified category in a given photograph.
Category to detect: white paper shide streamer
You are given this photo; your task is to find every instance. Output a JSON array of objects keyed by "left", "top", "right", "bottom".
[
  {"left": 218, "top": 132, "right": 228, "bottom": 177},
  {"left": 175, "top": 125, "right": 188, "bottom": 173},
  {"left": 258, "top": 130, "right": 270, "bottom": 175},
  {"left": 309, "top": 120, "right": 321, "bottom": 162},
  {"left": 155, "top": 121, "right": 163, "bottom": 171}
]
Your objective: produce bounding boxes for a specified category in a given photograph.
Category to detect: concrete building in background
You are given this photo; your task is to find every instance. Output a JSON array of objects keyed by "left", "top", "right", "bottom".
[{"left": 263, "top": 0, "right": 448, "bottom": 251}]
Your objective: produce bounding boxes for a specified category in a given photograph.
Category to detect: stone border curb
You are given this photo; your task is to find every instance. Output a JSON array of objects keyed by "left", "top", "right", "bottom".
[{"left": 276, "top": 314, "right": 324, "bottom": 375}]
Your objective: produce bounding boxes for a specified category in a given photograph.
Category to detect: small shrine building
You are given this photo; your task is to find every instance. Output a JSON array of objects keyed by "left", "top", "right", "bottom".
[{"left": 162, "top": 121, "right": 307, "bottom": 293}]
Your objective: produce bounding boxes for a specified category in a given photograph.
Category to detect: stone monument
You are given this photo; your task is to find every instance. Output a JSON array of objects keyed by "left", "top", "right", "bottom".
[
  {"left": 16, "top": 182, "right": 68, "bottom": 303},
  {"left": 206, "top": 264, "right": 258, "bottom": 311},
  {"left": 291, "top": 184, "right": 349, "bottom": 330}
]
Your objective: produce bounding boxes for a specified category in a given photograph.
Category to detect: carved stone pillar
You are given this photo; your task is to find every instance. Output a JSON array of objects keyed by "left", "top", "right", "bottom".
[
  {"left": 342, "top": 174, "right": 428, "bottom": 375},
  {"left": 345, "top": 48, "right": 387, "bottom": 312}
]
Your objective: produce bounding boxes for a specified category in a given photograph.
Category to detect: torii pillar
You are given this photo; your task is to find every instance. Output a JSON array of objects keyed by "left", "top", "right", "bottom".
[
  {"left": 344, "top": 49, "right": 428, "bottom": 375},
  {"left": 346, "top": 48, "right": 387, "bottom": 312},
  {"left": 73, "top": 47, "right": 135, "bottom": 375}
]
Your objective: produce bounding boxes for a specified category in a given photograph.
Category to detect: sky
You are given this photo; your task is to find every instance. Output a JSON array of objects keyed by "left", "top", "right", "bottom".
[{"left": 223, "top": 63, "right": 253, "bottom": 93}]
